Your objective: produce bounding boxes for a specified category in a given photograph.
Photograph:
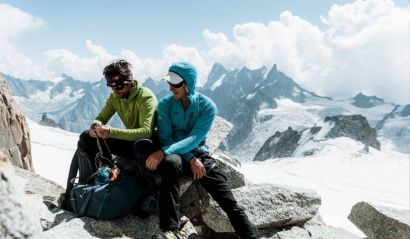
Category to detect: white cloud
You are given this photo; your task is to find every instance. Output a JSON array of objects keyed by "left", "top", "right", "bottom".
[
  {"left": 44, "top": 48, "right": 103, "bottom": 82},
  {"left": 0, "top": 4, "right": 44, "bottom": 41},
  {"left": 0, "top": 4, "right": 53, "bottom": 80},
  {"left": 202, "top": 0, "right": 409, "bottom": 104},
  {"left": 1, "top": 0, "right": 408, "bottom": 103}
]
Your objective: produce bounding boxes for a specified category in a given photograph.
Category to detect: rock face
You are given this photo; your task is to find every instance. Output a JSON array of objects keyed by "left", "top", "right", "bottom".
[
  {"left": 254, "top": 114, "right": 380, "bottom": 161},
  {"left": 0, "top": 152, "right": 42, "bottom": 239},
  {"left": 325, "top": 115, "right": 380, "bottom": 150},
  {"left": 348, "top": 201, "right": 410, "bottom": 239},
  {"left": 254, "top": 127, "right": 302, "bottom": 161},
  {"left": 351, "top": 93, "right": 385, "bottom": 108},
  {"left": 201, "top": 183, "right": 321, "bottom": 233},
  {"left": 0, "top": 77, "right": 33, "bottom": 171},
  {"left": 207, "top": 116, "right": 233, "bottom": 154},
  {"left": 39, "top": 113, "right": 64, "bottom": 130}
]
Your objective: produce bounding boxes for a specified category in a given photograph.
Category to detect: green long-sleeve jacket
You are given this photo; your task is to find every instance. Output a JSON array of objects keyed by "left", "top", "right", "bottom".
[{"left": 92, "top": 80, "right": 158, "bottom": 141}]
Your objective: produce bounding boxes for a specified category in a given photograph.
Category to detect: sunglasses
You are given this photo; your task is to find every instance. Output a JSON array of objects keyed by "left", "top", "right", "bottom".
[
  {"left": 107, "top": 81, "right": 130, "bottom": 91},
  {"left": 168, "top": 81, "right": 185, "bottom": 89},
  {"left": 106, "top": 76, "right": 131, "bottom": 91}
]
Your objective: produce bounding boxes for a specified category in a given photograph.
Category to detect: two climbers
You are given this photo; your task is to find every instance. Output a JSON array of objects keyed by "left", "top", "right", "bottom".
[{"left": 63, "top": 60, "right": 258, "bottom": 239}]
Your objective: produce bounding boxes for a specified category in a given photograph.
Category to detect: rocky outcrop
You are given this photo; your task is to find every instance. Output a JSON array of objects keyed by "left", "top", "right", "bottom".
[
  {"left": 0, "top": 152, "right": 42, "bottom": 239},
  {"left": 201, "top": 183, "right": 321, "bottom": 234},
  {"left": 325, "top": 115, "right": 380, "bottom": 150},
  {"left": 254, "top": 114, "right": 380, "bottom": 161},
  {"left": 348, "top": 201, "right": 410, "bottom": 239},
  {"left": 207, "top": 116, "right": 233, "bottom": 154},
  {"left": 39, "top": 113, "right": 64, "bottom": 130},
  {"left": 0, "top": 77, "right": 33, "bottom": 171},
  {"left": 351, "top": 93, "right": 385, "bottom": 108},
  {"left": 254, "top": 127, "right": 302, "bottom": 161},
  {"left": 400, "top": 104, "right": 410, "bottom": 117}
]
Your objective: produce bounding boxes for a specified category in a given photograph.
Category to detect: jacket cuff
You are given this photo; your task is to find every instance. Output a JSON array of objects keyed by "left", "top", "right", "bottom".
[
  {"left": 92, "top": 120, "right": 102, "bottom": 126},
  {"left": 107, "top": 127, "right": 117, "bottom": 138},
  {"left": 182, "top": 152, "right": 194, "bottom": 161},
  {"left": 162, "top": 146, "right": 171, "bottom": 156}
]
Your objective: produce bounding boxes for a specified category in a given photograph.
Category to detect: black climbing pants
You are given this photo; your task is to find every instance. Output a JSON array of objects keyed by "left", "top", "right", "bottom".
[{"left": 157, "top": 154, "right": 259, "bottom": 239}]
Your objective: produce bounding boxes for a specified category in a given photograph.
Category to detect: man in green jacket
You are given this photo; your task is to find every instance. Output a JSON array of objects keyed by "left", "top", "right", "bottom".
[{"left": 62, "top": 59, "right": 158, "bottom": 210}]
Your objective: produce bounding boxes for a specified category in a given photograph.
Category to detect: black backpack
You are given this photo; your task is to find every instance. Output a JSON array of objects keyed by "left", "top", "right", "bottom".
[{"left": 69, "top": 172, "right": 145, "bottom": 220}]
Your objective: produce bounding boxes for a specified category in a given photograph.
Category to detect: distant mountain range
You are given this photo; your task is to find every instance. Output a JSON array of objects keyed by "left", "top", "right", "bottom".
[{"left": 1, "top": 63, "right": 409, "bottom": 157}]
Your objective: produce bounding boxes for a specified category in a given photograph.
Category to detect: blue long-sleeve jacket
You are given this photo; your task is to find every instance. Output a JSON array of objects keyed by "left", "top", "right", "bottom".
[{"left": 157, "top": 64, "right": 217, "bottom": 161}]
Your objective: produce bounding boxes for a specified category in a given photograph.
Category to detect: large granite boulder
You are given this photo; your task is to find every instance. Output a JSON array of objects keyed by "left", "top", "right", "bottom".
[
  {"left": 0, "top": 77, "right": 33, "bottom": 171},
  {"left": 348, "top": 201, "right": 410, "bottom": 239},
  {"left": 207, "top": 116, "right": 233, "bottom": 154},
  {"left": 0, "top": 152, "right": 42, "bottom": 239},
  {"left": 201, "top": 183, "right": 321, "bottom": 233}
]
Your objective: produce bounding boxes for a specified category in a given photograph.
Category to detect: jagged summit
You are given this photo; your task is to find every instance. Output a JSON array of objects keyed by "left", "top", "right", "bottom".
[
  {"left": 351, "top": 92, "right": 385, "bottom": 108},
  {"left": 201, "top": 63, "right": 321, "bottom": 147}
]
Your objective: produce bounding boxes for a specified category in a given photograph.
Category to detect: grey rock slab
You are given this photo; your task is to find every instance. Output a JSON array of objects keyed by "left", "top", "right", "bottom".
[
  {"left": 268, "top": 226, "right": 310, "bottom": 239},
  {"left": 207, "top": 116, "right": 233, "bottom": 154},
  {"left": 212, "top": 154, "right": 245, "bottom": 189},
  {"left": 0, "top": 165, "right": 42, "bottom": 239},
  {"left": 305, "top": 224, "right": 362, "bottom": 239},
  {"left": 13, "top": 166, "right": 65, "bottom": 206},
  {"left": 348, "top": 201, "right": 410, "bottom": 239},
  {"left": 202, "top": 183, "right": 321, "bottom": 233},
  {"left": 0, "top": 77, "right": 33, "bottom": 171}
]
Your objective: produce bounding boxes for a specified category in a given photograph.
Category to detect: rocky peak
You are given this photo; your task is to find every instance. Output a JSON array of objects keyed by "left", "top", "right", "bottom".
[
  {"left": 1, "top": 73, "right": 53, "bottom": 98},
  {"left": 39, "top": 113, "right": 64, "bottom": 130},
  {"left": 351, "top": 92, "right": 385, "bottom": 108},
  {"left": 0, "top": 77, "right": 33, "bottom": 171},
  {"left": 265, "top": 64, "right": 279, "bottom": 80},
  {"left": 254, "top": 114, "right": 380, "bottom": 161},
  {"left": 254, "top": 127, "right": 302, "bottom": 161},
  {"left": 203, "top": 63, "right": 227, "bottom": 90},
  {"left": 143, "top": 77, "right": 168, "bottom": 97},
  {"left": 400, "top": 104, "right": 410, "bottom": 117},
  {"left": 324, "top": 115, "right": 380, "bottom": 150},
  {"left": 50, "top": 74, "right": 89, "bottom": 99}
]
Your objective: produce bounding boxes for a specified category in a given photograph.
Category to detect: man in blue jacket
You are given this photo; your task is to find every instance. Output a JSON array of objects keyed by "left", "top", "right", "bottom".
[{"left": 146, "top": 62, "right": 258, "bottom": 239}]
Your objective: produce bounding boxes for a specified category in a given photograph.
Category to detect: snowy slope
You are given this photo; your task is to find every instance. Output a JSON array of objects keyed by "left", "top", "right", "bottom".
[
  {"left": 29, "top": 118, "right": 79, "bottom": 188},
  {"left": 230, "top": 97, "right": 401, "bottom": 161},
  {"left": 240, "top": 137, "right": 409, "bottom": 237}
]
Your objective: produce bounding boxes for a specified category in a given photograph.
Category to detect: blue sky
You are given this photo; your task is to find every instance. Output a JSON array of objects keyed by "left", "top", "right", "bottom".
[
  {"left": 7, "top": 0, "right": 360, "bottom": 59},
  {"left": 0, "top": 0, "right": 409, "bottom": 103}
]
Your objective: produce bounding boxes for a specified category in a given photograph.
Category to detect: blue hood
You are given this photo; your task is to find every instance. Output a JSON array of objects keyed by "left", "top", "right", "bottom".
[{"left": 168, "top": 62, "right": 197, "bottom": 96}]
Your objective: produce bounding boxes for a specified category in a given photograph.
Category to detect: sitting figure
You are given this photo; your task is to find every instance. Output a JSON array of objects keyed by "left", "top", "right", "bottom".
[
  {"left": 62, "top": 59, "right": 158, "bottom": 212},
  {"left": 146, "top": 62, "right": 259, "bottom": 239}
]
